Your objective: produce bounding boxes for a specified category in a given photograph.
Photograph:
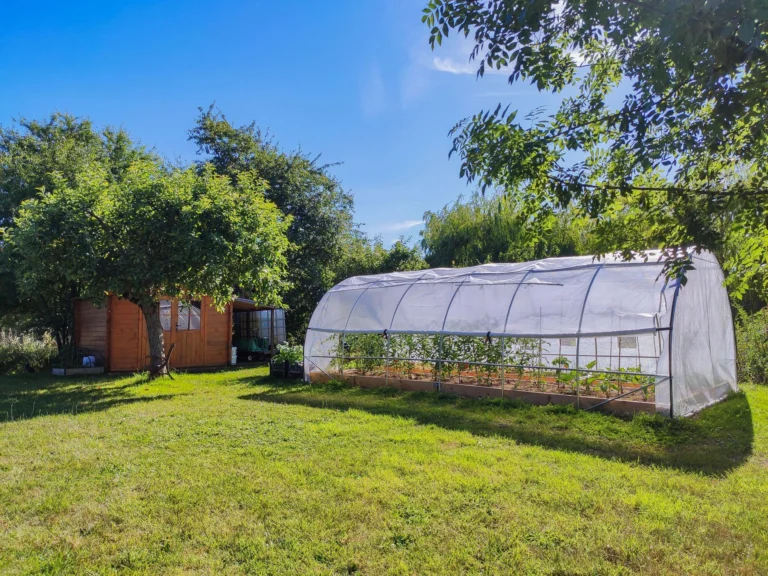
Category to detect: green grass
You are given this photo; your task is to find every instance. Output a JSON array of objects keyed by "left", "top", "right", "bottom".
[{"left": 0, "top": 367, "right": 766, "bottom": 575}]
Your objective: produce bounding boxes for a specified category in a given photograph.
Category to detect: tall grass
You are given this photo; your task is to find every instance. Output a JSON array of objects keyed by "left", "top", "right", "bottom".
[
  {"left": 736, "top": 308, "right": 768, "bottom": 383},
  {"left": 0, "top": 330, "right": 57, "bottom": 375}
]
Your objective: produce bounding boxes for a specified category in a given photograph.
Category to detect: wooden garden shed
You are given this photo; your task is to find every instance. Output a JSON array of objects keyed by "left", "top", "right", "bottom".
[{"left": 74, "top": 295, "right": 235, "bottom": 372}]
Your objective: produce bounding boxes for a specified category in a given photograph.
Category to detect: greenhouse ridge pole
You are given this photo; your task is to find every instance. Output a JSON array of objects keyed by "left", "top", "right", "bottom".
[
  {"left": 575, "top": 264, "right": 604, "bottom": 410},
  {"left": 328, "top": 259, "right": 669, "bottom": 292},
  {"left": 311, "top": 355, "right": 662, "bottom": 379},
  {"left": 309, "top": 326, "right": 662, "bottom": 339}
]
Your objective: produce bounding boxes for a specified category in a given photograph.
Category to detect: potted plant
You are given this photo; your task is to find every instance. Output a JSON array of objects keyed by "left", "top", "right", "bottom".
[{"left": 270, "top": 343, "right": 304, "bottom": 379}]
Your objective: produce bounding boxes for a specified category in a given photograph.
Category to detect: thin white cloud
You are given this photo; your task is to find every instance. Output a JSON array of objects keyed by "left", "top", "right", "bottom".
[
  {"left": 432, "top": 56, "right": 476, "bottom": 75},
  {"left": 380, "top": 219, "right": 424, "bottom": 231},
  {"left": 431, "top": 54, "right": 511, "bottom": 76},
  {"left": 360, "top": 64, "right": 387, "bottom": 117},
  {"left": 427, "top": 29, "right": 512, "bottom": 76},
  {"left": 435, "top": 49, "right": 586, "bottom": 76}
]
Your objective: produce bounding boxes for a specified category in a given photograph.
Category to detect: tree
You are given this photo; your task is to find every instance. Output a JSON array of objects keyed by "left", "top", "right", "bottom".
[
  {"left": 6, "top": 160, "right": 290, "bottom": 376},
  {"left": 423, "top": 0, "right": 768, "bottom": 294},
  {"left": 333, "top": 232, "right": 427, "bottom": 280},
  {"left": 0, "top": 114, "right": 154, "bottom": 347},
  {"left": 421, "top": 191, "right": 590, "bottom": 267},
  {"left": 189, "top": 106, "right": 354, "bottom": 339},
  {"left": 585, "top": 168, "right": 768, "bottom": 310}
]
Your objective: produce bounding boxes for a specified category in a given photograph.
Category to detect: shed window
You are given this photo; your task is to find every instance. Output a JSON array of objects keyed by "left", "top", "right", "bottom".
[
  {"left": 274, "top": 309, "right": 287, "bottom": 343},
  {"left": 160, "top": 299, "right": 172, "bottom": 331},
  {"left": 177, "top": 301, "right": 201, "bottom": 331}
]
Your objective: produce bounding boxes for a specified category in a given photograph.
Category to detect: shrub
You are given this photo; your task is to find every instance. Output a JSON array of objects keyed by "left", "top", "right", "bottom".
[
  {"left": 0, "top": 330, "right": 58, "bottom": 375},
  {"left": 273, "top": 342, "right": 303, "bottom": 365},
  {"left": 736, "top": 308, "right": 768, "bottom": 384}
]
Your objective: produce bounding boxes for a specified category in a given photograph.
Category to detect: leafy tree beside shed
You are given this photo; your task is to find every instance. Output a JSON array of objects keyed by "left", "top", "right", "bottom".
[{"left": 6, "top": 160, "right": 290, "bottom": 376}]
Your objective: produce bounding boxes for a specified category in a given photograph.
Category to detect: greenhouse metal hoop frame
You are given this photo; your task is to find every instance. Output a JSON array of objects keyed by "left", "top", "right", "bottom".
[{"left": 305, "top": 261, "right": 685, "bottom": 417}]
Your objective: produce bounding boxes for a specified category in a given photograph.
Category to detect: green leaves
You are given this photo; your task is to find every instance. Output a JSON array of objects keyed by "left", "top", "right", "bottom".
[
  {"left": 0, "top": 114, "right": 159, "bottom": 346},
  {"left": 273, "top": 343, "right": 303, "bottom": 364},
  {"left": 420, "top": 190, "right": 589, "bottom": 268},
  {"left": 424, "top": 0, "right": 768, "bottom": 301},
  {"left": 189, "top": 106, "right": 355, "bottom": 338},
  {"left": 6, "top": 159, "right": 291, "bottom": 314}
]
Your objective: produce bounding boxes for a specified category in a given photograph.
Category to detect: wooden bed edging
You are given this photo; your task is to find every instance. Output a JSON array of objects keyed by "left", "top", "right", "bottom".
[
  {"left": 308, "top": 372, "right": 655, "bottom": 416},
  {"left": 52, "top": 367, "right": 105, "bottom": 376}
]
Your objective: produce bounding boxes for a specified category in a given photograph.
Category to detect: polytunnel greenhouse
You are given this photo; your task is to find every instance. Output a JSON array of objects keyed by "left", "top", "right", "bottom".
[{"left": 304, "top": 250, "right": 737, "bottom": 417}]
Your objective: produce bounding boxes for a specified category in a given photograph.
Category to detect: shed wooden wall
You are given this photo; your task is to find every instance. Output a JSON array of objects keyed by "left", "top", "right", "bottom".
[
  {"left": 75, "top": 296, "right": 232, "bottom": 372},
  {"left": 74, "top": 300, "right": 108, "bottom": 362}
]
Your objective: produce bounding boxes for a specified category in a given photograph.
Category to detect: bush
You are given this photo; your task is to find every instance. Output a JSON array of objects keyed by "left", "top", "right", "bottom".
[
  {"left": 273, "top": 343, "right": 303, "bottom": 365},
  {"left": 736, "top": 308, "right": 768, "bottom": 384},
  {"left": 0, "top": 330, "right": 58, "bottom": 375}
]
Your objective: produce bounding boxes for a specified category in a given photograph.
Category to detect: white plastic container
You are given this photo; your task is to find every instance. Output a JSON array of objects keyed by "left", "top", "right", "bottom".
[{"left": 231, "top": 347, "right": 237, "bottom": 365}]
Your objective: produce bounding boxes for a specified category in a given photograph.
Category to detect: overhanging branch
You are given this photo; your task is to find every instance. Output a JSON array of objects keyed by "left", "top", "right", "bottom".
[{"left": 549, "top": 175, "right": 768, "bottom": 198}]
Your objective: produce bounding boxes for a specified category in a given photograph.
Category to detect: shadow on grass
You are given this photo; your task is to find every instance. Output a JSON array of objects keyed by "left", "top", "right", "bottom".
[
  {"left": 239, "top": 376, "right": 754, "bottom": 476},
  {"left": 0, "top": 372, "right": 179, "bottom": 422}
]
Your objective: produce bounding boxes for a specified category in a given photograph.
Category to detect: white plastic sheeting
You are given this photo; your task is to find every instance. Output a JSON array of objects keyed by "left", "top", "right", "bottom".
[{"left": 304, "top": 251, "right": 737, "bottom": 416}]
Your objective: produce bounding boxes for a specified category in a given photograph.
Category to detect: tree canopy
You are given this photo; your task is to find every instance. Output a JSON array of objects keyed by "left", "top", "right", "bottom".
[
  {"left": 189, "top": 106, "right": 354, "bottom": 338},
  {"left": 6, "top": 159, "right": 290, "bottom": 373},
  {"left": 421, "top": 191, "right": 590, "bottom": 268},
  {"left": 0, "top": 114, "right": 154, "bottom": 346},
  {"left": 0, "top": 110, "right": 430, "bottom": 349},
  {"left": 423, "top": 0, "right": 768, "bottom": 295},
  {"left": 189, "top": 106, "right": 427, "bottom": 339},
  {"left": 333, "top": 232, "right": 427, "bottom": 280},
  {"left": 0, "top": 113, "right": 151, "bottom": 225}
]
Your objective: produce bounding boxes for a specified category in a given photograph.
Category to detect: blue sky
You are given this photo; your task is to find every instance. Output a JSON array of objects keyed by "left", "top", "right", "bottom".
[{"left": 0, "top": 0, "right": 566, "bottom": 244}]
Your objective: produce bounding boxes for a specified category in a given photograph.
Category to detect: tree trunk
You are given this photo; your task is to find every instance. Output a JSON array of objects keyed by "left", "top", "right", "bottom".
[{"left": 139, "top": 300, "right": 167, "bottom": 377}]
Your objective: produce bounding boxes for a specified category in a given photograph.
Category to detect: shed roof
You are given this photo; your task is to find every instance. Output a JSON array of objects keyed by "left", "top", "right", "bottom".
[{"left": 233, "top": 298, "right": 280, "bottom": 312}]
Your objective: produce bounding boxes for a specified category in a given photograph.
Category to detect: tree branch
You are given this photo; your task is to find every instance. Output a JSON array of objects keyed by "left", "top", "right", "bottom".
[
  {"left": 83, "top": 209, "right": 119, "bottom": 240},
  {"left": 619, "top": 0, "right": 668, "bottom": 17},
  {"left": 549, "top": 175, "right": 768, "bottom": 198}
]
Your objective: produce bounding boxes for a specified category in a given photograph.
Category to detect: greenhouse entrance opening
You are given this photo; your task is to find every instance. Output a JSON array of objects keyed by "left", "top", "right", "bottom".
[{"left": 304, "top": 251, "right": 737, "bottom": 417}]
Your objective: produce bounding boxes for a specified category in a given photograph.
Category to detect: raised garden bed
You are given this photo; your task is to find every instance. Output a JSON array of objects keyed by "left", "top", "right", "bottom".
[
  {"left": 309, "top": 372, "right": 655, "bottom": 415},
  {"left": 52, "top": 367, "right": 105, "bottom": 376},
  {"left": 270, "top": 359, "right": 303, "bottom": 380},
  {"left": 331, "top": 366, "right": 655, "bottom": 402}
]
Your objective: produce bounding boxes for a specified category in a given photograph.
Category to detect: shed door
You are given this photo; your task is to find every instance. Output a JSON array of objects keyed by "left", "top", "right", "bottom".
[{"left": 109, "top": 297, "right": 142, "bottom": 372}]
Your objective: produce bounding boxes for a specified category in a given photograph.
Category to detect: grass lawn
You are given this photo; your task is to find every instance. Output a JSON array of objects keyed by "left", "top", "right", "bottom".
[{"left": 0, "top": 367, "right": 766, "bottom": 575}]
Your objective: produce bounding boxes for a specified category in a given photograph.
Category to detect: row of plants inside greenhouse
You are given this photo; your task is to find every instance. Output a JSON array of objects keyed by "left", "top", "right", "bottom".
[{"left": 324, "top": 333, "right": 657, "bottom": 401}]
